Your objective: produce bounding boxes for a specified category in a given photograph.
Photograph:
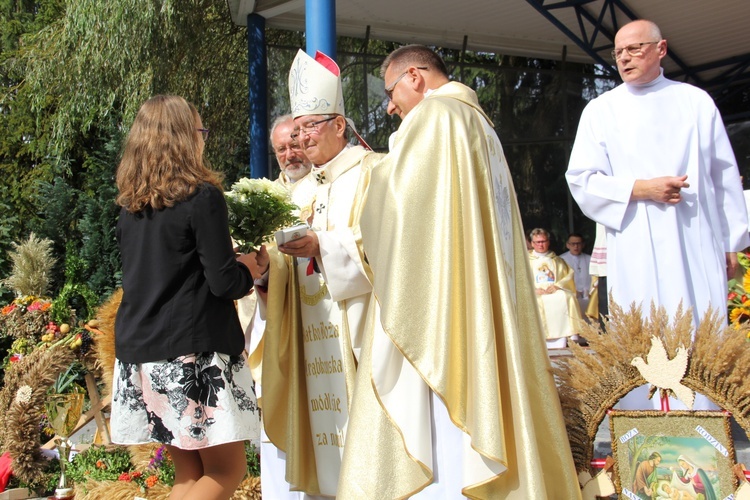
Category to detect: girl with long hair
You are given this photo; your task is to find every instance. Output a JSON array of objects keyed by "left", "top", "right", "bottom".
[{"left": 111, "top": 95, "right": 262, "bottom": 499}]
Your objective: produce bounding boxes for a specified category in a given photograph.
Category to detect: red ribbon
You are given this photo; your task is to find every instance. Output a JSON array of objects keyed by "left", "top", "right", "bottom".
[
  {"left": 590, "top": 458, "right": 608, "bottom": 469},
  {"left": 307, "top": 258, "right": 315, "bottom": 276},
  {"left": 660, "top": 392, "right": 670, "bottom": 412}
]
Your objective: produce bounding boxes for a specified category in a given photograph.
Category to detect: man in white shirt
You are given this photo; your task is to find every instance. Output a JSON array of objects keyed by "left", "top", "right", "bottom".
[
  {"left": 559, "top": 232, "right": 592, "bottom": 319},
  {"left": 567, "top": 19, "right": 748, "bottom": 326}
]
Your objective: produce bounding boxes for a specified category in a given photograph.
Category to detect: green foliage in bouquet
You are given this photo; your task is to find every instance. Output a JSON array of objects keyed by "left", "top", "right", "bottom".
[{"left": 225, "top": 177, "right": 300, "bottom": 253}]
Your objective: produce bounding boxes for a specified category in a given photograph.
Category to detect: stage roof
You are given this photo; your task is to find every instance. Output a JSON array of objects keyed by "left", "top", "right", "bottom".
[{"left": 227, "top": 0, "right": 750, "bottom": 120}]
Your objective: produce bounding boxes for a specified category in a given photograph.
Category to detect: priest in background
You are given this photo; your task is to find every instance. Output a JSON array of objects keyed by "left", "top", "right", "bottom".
[{"left": 529, "top": 227, "right": 583, "bottom": 348}]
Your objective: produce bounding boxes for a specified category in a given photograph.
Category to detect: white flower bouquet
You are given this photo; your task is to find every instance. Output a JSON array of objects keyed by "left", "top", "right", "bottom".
[{"left": 225, "top": 177, "right": 299, "bottom": 253}]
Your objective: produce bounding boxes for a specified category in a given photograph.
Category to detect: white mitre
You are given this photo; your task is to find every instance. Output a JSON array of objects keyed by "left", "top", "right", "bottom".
[{"left": 289, "top": 49, "right": 346, "bottom": 118}]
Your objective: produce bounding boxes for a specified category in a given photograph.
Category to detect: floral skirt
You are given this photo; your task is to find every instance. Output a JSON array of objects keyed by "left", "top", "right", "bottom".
[{"left": 110, "top": 352, "right": 260, "bottom": 450}]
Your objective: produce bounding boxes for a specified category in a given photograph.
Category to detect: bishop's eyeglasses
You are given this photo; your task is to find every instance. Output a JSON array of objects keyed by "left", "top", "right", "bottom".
[{"left": 292, "top": 116, "right": 337, "bottom": 139}]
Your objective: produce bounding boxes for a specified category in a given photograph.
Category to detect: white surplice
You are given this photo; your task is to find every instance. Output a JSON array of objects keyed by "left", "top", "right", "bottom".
[{"left": 567, "top": 71, "right": 749, "bottom": 326}]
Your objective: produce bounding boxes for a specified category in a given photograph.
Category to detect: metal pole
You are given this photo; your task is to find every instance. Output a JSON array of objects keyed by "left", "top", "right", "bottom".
[
  {"left": 247, "top": 13, "right": 268, "bottom": 179},
  {"left": 562, "top": 44, "right": 574, "bottom": 234},
  {"left": 305, "top": 0, "right": 336, "bottom": 60}
]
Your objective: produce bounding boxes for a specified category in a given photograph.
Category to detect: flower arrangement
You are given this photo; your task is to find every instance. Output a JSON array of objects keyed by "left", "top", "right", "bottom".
[
  {"left": 727, "top": 251, "right": 750, "bottom": 339},
  {"left": 0, "top": 296, "right": 54, "bottom": 342},
  {"left": 0, "top": 233, "right": 104, "bottom": 493},
  {"left": 225, "top": 177, "right": 300, "bottom": 253}
]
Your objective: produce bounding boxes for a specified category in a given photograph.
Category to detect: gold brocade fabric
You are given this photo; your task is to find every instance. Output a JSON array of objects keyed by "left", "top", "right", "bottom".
[
  {"left": 529, "top": 251, "right": 583, "bottom": 339},
  {"left": 253, "top": 148, "right": 382, "bottom": 496},
  {"left": 251, "top": 249, "right": 321, "bottom": 495},
  {"left": 341, "top": 82, "right": 582, "bottom": 499}
]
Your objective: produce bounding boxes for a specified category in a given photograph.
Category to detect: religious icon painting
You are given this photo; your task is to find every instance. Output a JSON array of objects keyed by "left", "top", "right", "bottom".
[{"left": 609, "top": 410, "right": 736, "bottom": 499}]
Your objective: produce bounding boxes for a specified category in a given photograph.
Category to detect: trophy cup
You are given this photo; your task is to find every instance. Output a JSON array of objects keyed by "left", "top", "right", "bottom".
[{"left": 45, "top": 392, "right": 85, "bottom": 500}]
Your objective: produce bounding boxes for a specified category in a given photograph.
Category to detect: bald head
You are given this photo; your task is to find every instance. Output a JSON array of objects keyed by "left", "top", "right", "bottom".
[{"left": 613, "top": 20, "right": 667, "bottom": 85}]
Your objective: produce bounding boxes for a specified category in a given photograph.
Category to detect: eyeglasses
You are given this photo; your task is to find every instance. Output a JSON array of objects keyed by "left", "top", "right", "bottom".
[
  {"left": 611, "top": 41, "right": 659, "bottom": 61},
  {"left": 197, "top": 128, "right": 209, "bottom": 140},
  {"left": 384, "top": 67, "right": 428, "bottom": 100},
  {"left": 531, "top": 240, "right": 549, "bottom": 245},
  {"left": 274, "top": 143, "right": 302, "bottom": 155},
  {"left": 567, "top": 241, "right": 583, "bottom": 246},
  {"left": 293, "top": 116, "right": 336, "bottom": 138}
]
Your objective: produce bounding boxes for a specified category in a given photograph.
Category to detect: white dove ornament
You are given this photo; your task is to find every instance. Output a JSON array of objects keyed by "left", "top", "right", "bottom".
[{"left": 631, "top": 336, "right": 695, "bottom": 409}]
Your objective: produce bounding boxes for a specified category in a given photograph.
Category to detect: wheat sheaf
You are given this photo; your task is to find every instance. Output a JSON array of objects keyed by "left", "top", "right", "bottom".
[{"left": 555, "top": 300, "right": 750, "bottom": 473}]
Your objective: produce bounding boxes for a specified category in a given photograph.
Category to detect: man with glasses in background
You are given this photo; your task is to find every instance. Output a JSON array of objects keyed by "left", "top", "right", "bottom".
[
  {"left": 559, "top": 232, "right": 592, "bottom": 320},
  {"left": 249, "top": 49, "right": 382, "bottom": 498},
  {"left": 339, "top": 44, "right": 580, "bottom": 499},
  {"left": 567, "top": 20, "right": 749, "bottom": 409},
  {"left": 271, "top": 114, "right": 314, "bottom": 187},
  {"left": 238, "top": 113, "right": 317, "bottom": 500},
  {"left": 528, "top": 228, "right": 583, "bottom": 348}
]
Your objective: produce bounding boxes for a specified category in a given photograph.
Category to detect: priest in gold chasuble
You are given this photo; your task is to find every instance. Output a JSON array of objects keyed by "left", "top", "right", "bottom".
[
  {"left": 528, "top": 227, "right": 584, "bottom": 349},
  {"left": 338, "top": 45, "right": 582, "bottom": 499}
]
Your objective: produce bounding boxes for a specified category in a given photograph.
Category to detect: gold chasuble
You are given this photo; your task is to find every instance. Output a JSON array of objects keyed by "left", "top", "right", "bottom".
[
  {"left": 528, "top": 251, "right": 583, "bottom": 340},
  {"left": 339, "top": 82, "right": 581, "bottom": 499},
  {"left": 252, "top": 145, "right": 382, "bottom": 496}
]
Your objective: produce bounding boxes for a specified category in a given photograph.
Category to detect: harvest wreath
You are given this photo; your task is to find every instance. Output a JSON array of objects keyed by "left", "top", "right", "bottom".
[{"left": 555, "top": 300, "right": 750, "bottom": 474}]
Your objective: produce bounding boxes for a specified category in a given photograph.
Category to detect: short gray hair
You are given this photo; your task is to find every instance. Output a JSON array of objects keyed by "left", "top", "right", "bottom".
[{"left": 269, "top": 114, "right": 294, "bottom": 148}]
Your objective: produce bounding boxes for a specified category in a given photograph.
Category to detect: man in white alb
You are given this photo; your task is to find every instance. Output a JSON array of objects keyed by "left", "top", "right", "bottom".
[
  {"left": 559, "top": 232, "right": 592, "bottom": 319},
  {"left": 566, "top": 19, "right": 749, "bottom": 409}
]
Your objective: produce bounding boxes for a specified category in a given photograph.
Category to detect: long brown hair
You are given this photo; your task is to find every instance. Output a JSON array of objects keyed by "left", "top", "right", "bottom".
[{"left": 116, "top": 95, "right": 222, "bottom": 212}]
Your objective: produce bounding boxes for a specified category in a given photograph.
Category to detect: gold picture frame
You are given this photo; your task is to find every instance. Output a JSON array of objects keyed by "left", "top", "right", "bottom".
[{"left": 610, "top": 410, "right": 736, "bottom": 499}]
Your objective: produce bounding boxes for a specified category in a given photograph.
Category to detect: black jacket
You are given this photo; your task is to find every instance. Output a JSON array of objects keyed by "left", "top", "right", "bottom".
[{"left": 115, "top": 183, "right": 252, "bottom": 363}]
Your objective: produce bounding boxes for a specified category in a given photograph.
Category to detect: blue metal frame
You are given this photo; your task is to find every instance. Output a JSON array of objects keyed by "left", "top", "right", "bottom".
[
  {"left": 525, "top": 0, "right": 750, "bottom": 116},
  {"left": 247, "top": 13, "right": 269, "bottom": 179},
  {"left": 305, "top": 0, "right": 336, "bottom": 59}
]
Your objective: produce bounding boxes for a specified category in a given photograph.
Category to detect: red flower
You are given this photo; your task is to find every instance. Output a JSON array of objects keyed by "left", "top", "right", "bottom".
[
  {"left": 118, "top": 472, "right": 132, "bottom": 482},
  {"left": 9, "top": 354, "right": 22, "bottom": 363},
  {"left": 131, "top": 471, "right": 142, "bottom": 479},
  {"left": 742, "top": 295, "right": 748, "bottom": 304},
  {"left": 729, "top": 292, "right": 738, "bottom": 300}
]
